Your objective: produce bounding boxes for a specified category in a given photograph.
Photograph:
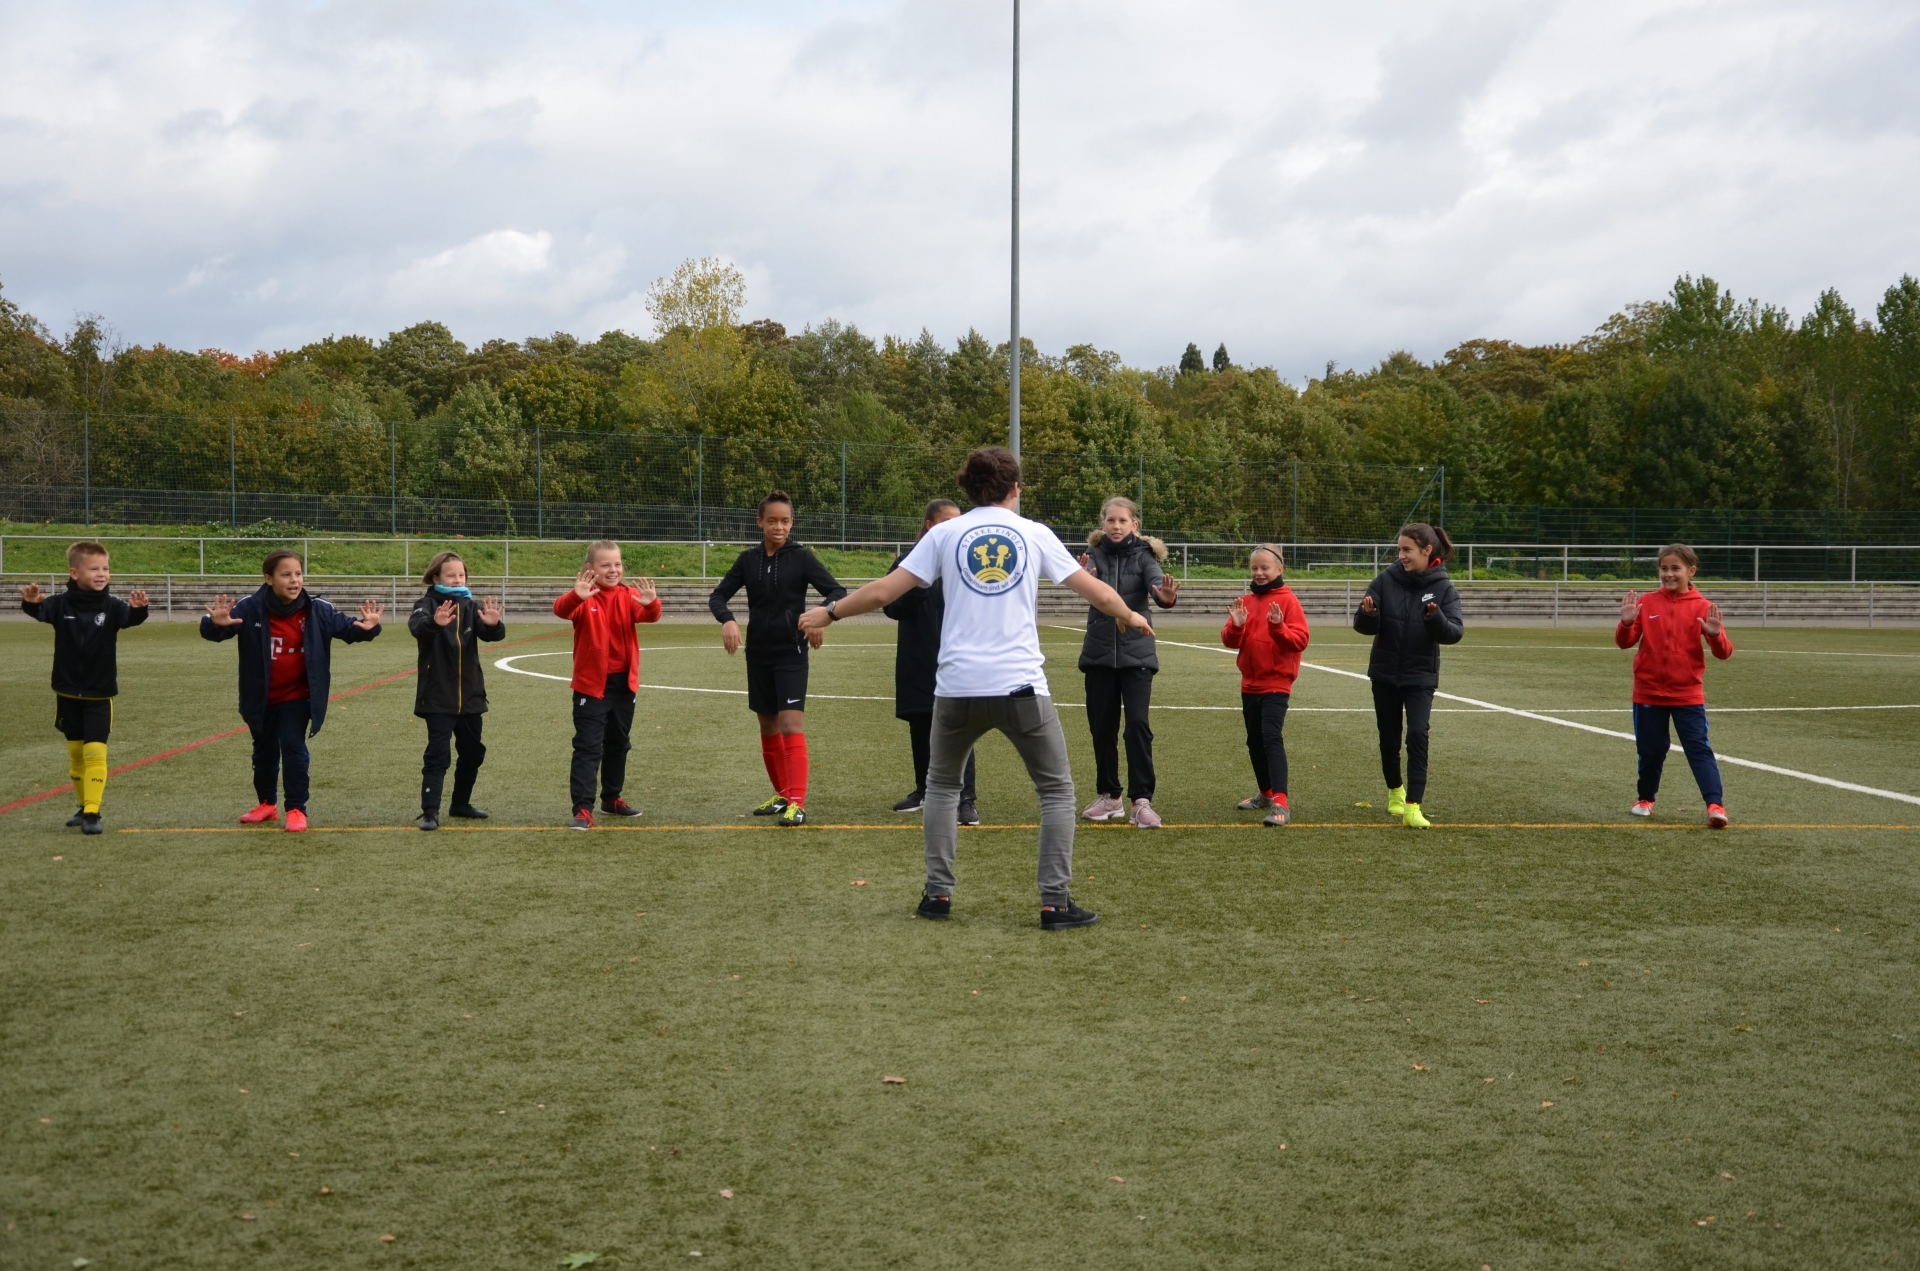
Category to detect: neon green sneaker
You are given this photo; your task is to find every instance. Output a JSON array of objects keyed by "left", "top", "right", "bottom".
[
  {"left": 751, "top": 794, "right": 789, "bottom": 817},
  {"left": 777, "top": 802, "right": 808, "bottom": 827},
  {"left": 1402, "top": 802, "right": 1432, "bottom": 829},
  {"left": 1386, "top": 786, "right": 1407, "bottom": 817}
]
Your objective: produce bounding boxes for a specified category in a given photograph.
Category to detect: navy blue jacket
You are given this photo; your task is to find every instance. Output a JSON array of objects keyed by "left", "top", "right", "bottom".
[{"left": 199, "top": 587, "right": 381, "bottom": 735}]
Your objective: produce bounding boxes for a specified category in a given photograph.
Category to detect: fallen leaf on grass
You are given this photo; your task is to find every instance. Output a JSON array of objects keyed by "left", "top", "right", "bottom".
[
  {"left": 1482, "top": 1078, "right": 1496, "bottom": 1084},
  {"left": 1600, "top": 980, "right": 1611, "bottom": 988},
  {"left": 287, "top": 1151, "right": 299, "bottom": 1158},
  {"left": 1565, "top": 1076, "right": 1579, "bottom": 1084},
  {"left": 1541, "top": 1101, "right": 1555, "bottom": 1108},
  {"left": 1733, "top": 1025, "right": 1750, "bottom": 1032},
  {"left": 238, "top": 1089, "right": 249, "bottom": 1095},
  {"left": 719, "top": 1188, "right": 734, "bottom": 1200},
  {"left": 380, "top": 1233, "right": 396, "bottom": 1242},
  {"left": 657, "top": 1026, "right": 668, "bottom": 1035},
  {"left": 1694, "top": 1216, "right": 1716, "bottom": 1226},
  {"left": 882, "top": 1075, "right": 907, "bottom": 1085},
  {"left": 1109, "top": 1176, "right": 1125, "bottom": 1183},
  {"left": 239, "top": 1213, "right": 255, "bottom": 1221},
  {"left": 851, "top": 880, "right": 868, "bottom": 887},
  {"left": 295, "top": 942, "right": 311, "bottom": 948},
  {"left": 1579, "top": 960, "right": 1589, "bottom": 967},
  {"left": 463, "top": 1014, "right": 473, "bottom": 1019},
  {"left": 1353, "top": 801, "right": 1371, "bottom": 808},
  {"left": 634, "top": 912, "right": 647, "bottom": 917},
  {"left": 630, "top": 957, "right": 639, "bottom": 963},
  {"left": 1277, "top": 1143, "right": 1287, "bottom": 1150},
  {"left": 1474, "top": 999, "right": 1490, "bottom": 1005},
  {"left": 52, "top": 856, "right": 62, "bottom": 862},
  {"left": 562, "top": 1255, "right": 601, "bottom": 1269},
  {"left": 1411, "top": 1063, "right": 1430, "bottom": 1072},
  {"left": 1722, "top": 1172, "right": 1736, "bottom": 1181},
  {"left": 71, "top": 1260, "right": 89, "bottom": 1269},
  {"left": 319, "top": 1186, "right": 332, "bottom": 1195},
  {"left": 39, "top": 1117, "right": 50, "bottom": 1124}
]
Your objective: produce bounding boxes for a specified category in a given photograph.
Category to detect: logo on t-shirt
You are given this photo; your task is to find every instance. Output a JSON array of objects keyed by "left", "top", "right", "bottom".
[{"left": 956, "top": 525, "right": 1025, "bottom": 595}]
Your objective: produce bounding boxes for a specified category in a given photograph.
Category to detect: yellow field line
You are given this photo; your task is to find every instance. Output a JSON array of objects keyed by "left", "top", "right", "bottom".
[{"left": 112, "top": 821, "right": 1919, "bottom": 834}]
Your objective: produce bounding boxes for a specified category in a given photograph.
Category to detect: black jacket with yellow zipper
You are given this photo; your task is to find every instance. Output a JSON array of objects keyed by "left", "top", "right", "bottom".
[{"left": 408, "top": 590, "right": 505, "bottom": 717}]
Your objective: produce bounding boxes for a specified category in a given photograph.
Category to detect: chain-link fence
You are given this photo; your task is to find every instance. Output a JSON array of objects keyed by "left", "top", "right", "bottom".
[{"left": 5, "top": 407, "right": 1918, "bottom": 547}]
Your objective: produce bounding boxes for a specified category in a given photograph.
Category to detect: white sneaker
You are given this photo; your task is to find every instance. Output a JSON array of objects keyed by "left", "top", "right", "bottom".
[
  {"left": 1130, "top": 798, "right": 1163, "bottom": 829},
  {"left": 1082, "top": 795, "right": 1126, "bottom": 821}
]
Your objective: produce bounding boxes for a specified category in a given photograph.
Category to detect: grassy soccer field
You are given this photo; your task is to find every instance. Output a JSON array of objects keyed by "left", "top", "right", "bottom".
[{"left": 2, "top": 614, "right": 1918, "bottom": 1269}]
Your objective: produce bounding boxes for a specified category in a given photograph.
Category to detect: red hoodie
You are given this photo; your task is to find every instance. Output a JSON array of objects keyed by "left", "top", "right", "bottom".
[
  {"left": 1220, "top": 585, "right": 1311, "bottom": 694},
  {"left": 553, "top": 585, "right": 664, "bottom": 697},
  {"left": 1615, "top": 584, "right": 1732, "bottom": 706}
]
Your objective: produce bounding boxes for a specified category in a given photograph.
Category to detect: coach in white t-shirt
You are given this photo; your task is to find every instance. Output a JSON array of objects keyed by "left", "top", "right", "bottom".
[{"left": 798, "top": 447, "right": 1151, "bottom": 929}]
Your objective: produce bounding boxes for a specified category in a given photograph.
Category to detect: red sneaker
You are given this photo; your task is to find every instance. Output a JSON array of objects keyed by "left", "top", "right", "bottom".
[
  {"left": 569, "top": 808, "right": 594, "bottom": 831},
  {"left": 1706, "top": 803, "right": 1729, "bottom": 829},
  {"left": 285, "top": 809, "right": 308, "bottom": 833},
  {"left": 239, "top": 802, "right": 278, "bottom": 824},
  {"left": 1630, "top": 800, "right": 1654, "bottom": 818}
]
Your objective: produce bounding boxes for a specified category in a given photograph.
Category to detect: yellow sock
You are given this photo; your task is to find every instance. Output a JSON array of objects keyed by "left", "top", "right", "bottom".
[
  {"left": 67, "top": 740, "right": 86, "bottom": 795},
  {"left": 81, "top": 742, "right": 108, "bottom": 815}
]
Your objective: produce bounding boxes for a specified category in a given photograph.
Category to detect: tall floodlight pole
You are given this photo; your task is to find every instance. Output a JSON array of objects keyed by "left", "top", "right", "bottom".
[{"left": 1009, "top": 0, "right": 1021, "bottom": 460}]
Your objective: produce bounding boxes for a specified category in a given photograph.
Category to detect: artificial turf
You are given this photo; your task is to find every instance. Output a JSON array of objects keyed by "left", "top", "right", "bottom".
[{"left": 2, "top": 613, "right": 1918, "bottom": 1268}]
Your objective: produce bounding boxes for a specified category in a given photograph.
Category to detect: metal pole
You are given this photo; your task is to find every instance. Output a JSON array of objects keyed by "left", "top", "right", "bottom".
[
  {"left": 696, "top": 434, "right": 705, "bottom": 541},
  {"left": 503, "top": 536, "right": 510, "bottom": 615},
  {"left": 1753, "top": 544, "right": 1760, "bottom": 583},
  {"left": 1136, "top": 453, "right": 1144, "bottom": 521},
  {"left": 229, "top": 416, "right": 237, "bottom": 527},
  {"left": 389, "top": 420, "right": 398, "bottom": 535},
  {"left": 199, "top": 539, "right": 205, "bottom": 575},
  {"left": 1290, "top": 458, "right": 1299, "bottom": 545},
  {"left": 1438, "top": 464, "right": 1445, "bottom": 529},
  {"left": 535, "top": 425, "right": 543, "bottom": 538},
  {"left": 1851, "top": 546, "right": 1857, "bottom": 585},
  {"left": 83, "top": 410, "right": 91, "bottom": 527},
  {"left": 840, "top": 441, "right": 848, "bottom": 546},
  {"left": 1008, "top": 0, "right": 1021, "bottom": 462}
]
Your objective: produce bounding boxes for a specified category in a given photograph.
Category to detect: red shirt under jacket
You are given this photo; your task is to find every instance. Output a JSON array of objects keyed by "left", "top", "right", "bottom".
[
  {"left": 267, "top": 609, "right": 310, "bottom": 704},
  {"left": 1220, "top": 585, "right": 1311, "bottom": 694},
  {"left": 1615, "top": 584, "right": 1733, "bottom": 706},
  {"left": 552, "top": 585, "right": 663, "bottom": 697}
]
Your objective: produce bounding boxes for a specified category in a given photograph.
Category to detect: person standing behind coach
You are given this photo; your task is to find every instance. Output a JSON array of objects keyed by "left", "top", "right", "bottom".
[
  {"left": 1076, "top": 495, "right": 1179, "bottom": 829},
  {"left": 798, "top": 446, "right": 1151, "bottom": 930},
  {"left": 883, "top": 498, "right": 979, "bottom": 824}
]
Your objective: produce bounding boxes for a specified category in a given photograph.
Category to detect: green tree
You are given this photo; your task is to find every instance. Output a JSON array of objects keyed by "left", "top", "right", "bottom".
[
  {"left": 1212, "top": 343, "right": 1231, "bottom": 372},
  {"left": 1875, "top": 275, "right": 1920, "bottom": 507},
  {"left": 647, "top": 257, "right": 746, "bottom": 333},
  {"left": 373, "top": 322, "right": 467, "bottom": 417},
  {"left": 1179, "top": 342, "right": 1205, "bottom": 374}
]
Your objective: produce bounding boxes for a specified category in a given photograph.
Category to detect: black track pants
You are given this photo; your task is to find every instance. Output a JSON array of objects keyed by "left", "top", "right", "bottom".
[
  {"left": 1371, "top": 679, "right": 1435, "bottom": 803},
  {"left": 1240, "top": 691, "right": 1291, "bottom": 796},
  {"left": 421, "top": 713, "right": 486, "bottom": 814},
  {"left": 1084, "top": 665, "right": 1156, "bottom": 801}
]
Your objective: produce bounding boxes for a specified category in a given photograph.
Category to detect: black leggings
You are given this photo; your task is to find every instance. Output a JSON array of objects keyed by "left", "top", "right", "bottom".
[
  {"left": 1084, "top": 665, "right": 1156, "bottom": 801},
  {"left": 1240, "top": 691, "right": 1291, "bottom": 796},
  {"left": 1371, "top": 680, "right": 1435, "bottom": 803}
]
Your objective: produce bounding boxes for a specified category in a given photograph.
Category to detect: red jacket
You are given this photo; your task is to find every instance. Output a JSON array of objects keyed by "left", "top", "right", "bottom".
[
  {"left": 1615, "top": 584, "right": 1732, "bottom": 706},
  {"left": 553, "top": 585, "right": 663, "bottom": 696},
  {"left": 1221, "top": 585, "right": 1311, "bottom": 694}
]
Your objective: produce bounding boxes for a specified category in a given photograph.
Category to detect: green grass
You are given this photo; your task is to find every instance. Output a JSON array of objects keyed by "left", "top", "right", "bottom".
[{"left": 3, "top": 618, "right": 1918, "bottom": 1268}]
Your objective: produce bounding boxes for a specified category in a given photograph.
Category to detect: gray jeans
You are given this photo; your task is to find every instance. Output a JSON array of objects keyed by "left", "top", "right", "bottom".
[{"left": 924, "top": 693, "right": 1077, "bottom": 905}]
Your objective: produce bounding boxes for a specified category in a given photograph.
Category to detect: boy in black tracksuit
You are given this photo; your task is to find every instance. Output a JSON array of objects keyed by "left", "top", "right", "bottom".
[
  {"left": 708, "top": 493, "right": 846, "bottom": 825},
  {"left": 1353, "top": 523, "right": 1465, "bottom": 828},
  {"left": 408, "top": 551, "right": 506, "bottom": 830},
  {"left": 18, "top": 541, "right": 150, "bottom": 833}
]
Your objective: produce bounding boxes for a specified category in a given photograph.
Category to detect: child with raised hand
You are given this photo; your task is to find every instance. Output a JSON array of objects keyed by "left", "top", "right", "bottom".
[
  {"left": 1616, "top": 543, "right": 1734, "bottom": 827},
  {"left": 1221, "top": 544, "right": 1310, "bottom": 826},
  {"left": 18, "top": 541, "right": 150, "bottom": 834},
  {"left": 1354, "top": 522, "right": 1464, "bottom": 828},
  {"left": 408, "top": 551, "right": 506, "bottom": 831},
  {"left": 201, "top": 549, "right": 383, "bottom": 833},
  {"left": 553, "top": 541, "right": 662, "bottom": 831}
]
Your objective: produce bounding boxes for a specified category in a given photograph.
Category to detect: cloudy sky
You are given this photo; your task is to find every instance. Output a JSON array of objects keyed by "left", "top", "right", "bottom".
[{"left": 2, "top": 0, "right": 1917, "bottom": 379}]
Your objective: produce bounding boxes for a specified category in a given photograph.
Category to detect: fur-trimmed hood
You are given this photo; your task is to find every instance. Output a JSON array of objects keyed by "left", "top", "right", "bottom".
[{"left": 1085, "top": 530, "right": 1169, "bottom": 562}]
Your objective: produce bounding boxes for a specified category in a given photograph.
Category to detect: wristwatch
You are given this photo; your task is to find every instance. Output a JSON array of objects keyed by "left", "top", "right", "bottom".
[{"left": 824, "top": 600, "right": 839, "bottom": 623}]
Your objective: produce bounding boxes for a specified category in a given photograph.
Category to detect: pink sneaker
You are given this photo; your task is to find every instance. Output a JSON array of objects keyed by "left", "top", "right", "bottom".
[
  {"left": 1130, "top": 799, "right": 1163, "bottom": 829},
  {"left": 1630, "top": 800, "right": 1654, "bottom": 817},
  {"left": 1082, "top": 795, "right": 1126, "bottom": 822},
  {"left": 285, "top": 809, "right": 308, "bottom": 833},
  {"left": 239, "top": 802, "right": 278, "bottom": 825},
  {"left": 1706, "top": 803, "right": 1729, "bottom": 829}
]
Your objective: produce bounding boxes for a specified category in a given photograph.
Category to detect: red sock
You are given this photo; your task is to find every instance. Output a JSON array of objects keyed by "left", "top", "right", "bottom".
[
  {"left": 781, "top": 732, "right": 808, "bottom": 806},
  {"left": 1273, "top": 791, "right": 1288, "bottom": 809},
  {"left": 760, "top": 733, "right": 787, "bottom": 797}
]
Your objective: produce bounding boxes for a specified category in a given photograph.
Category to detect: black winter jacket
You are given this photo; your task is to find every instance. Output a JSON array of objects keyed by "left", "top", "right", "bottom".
[
  {"left": 1352, "top": 562, "right": 1465, "bottom": 687},
  {"left": 883, "top": 549, "right": 946, "bottom": 718},
  {"left": 1077, "top": 532, "right": 1173, "bottom": 672},
  {"left": 22, "top": 580, "right": 148, "bottom": 697},
  {"left": 199, "top": 587, "right": 381, "bottom": 734},
  {"left": 408, "top": 591, "right": 505, "bottom": 717},
  {"left": 708, "top": 542, "right": 846, "bottom": 664}
]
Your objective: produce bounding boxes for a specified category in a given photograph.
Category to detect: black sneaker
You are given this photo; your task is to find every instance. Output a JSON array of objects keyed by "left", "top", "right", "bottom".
[
  {"left": 66, "top": 807, "right": 85, "bottom": 828},
  {"left": 601, "top": 797, "right": 643, "bottom": 818},
  {"left": 957, "top": 801, "right": 980, "bottom": 826},
  {"left": 80, "top": 813, "right": 104, "bottom": 836},
  {"left": 448, "top": 804, "right": 489, "bottom": 819},
  {"left": 569, "top": 808, "right": 594, "bottom": 831},
  {"left": 1041, "top": 900, "right": 1098, "bottom": 930},
  {"left": 419, "top": 813, "right": 439, "bottom": 832},
  {"left": 892, "top": 790, "right": 926, "bottom": 813},
  {"left": 915, "top": 892, "right": 951, "bottom": 921}
]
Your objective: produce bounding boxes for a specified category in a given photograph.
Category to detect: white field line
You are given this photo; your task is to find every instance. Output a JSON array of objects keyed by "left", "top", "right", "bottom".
[
  {"left": 494, "top": 652, "right": 892, "bottom": 702},
  {"left": 1151, "top": 637, "right": 1920, "bottom": 807}
]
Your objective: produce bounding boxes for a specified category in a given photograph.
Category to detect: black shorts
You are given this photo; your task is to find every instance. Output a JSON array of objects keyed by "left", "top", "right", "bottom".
[
  {"left": 55, "top": 695, "right": 113, "bottom": 743},
  {"left": 746, "top": 659, "right": 808, "bottom": 715}
]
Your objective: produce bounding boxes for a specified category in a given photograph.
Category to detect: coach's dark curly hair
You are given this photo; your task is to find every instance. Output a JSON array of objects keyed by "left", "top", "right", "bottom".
[{"left": 956, "top": 447, "right": 1021, "bottom": 507}]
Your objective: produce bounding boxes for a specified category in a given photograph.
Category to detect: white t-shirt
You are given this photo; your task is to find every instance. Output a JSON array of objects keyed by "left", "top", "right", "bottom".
[{"left": 898, "top": 504, "right": 1083, "bottom": 697}]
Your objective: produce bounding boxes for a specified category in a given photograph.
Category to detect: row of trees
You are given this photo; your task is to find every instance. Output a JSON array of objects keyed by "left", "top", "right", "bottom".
[{"left": 3, "top": 259, "right": 1917, "bottom": 513}]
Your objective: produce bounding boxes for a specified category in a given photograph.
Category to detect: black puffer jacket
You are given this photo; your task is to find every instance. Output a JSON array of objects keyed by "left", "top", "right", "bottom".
[
  {"left": 1352, "top": 562, "right": 1465, "bottom": 686},
  {"left": 408, "top": 591, "right": 506, "bottom": 717},
  {"left": 883, "top": 549, "right": 945, "bottom": 718},
  {"left": 1077, "top": 532, "right": 1174, "bottom": 672}
]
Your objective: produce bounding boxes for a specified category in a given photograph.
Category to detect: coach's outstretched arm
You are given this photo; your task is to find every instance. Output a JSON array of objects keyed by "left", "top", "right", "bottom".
[
  {"left": 1063, "top": 568, "right": 1154, "bottom": 636},
  {"left": 798, "top": 568, "right": 925, "bottom": 630}
]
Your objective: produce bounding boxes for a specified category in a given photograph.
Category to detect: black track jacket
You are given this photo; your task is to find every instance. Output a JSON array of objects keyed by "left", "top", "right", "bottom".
[
  {"left": 1351, "top": 562, "right": 1465, "bottom": 687},
  {"left": 708, "top": 542, "right": 846, "bottom": 663},
  {"left": 408, "top": 591, "right": 506, "bottom": 717},
  {"left": 21, "top": 580, "right": 148, "bottom": 697}
]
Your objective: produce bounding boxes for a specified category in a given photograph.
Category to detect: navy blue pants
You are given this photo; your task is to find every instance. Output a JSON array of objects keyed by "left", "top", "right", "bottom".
[
  {"left": 252, "top": 698, "right": 312, "bottom": 812},
  {"left": 1633, "top": 703, "right": 1723, "bottom": 805}
]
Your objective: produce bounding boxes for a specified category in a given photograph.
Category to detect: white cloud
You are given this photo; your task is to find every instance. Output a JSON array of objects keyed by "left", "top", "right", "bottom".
[{"left": 0, "top": 0, "right": 1915, "bottom": 376}]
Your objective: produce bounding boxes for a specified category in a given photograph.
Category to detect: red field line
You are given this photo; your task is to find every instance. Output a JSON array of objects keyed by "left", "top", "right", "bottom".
[
  {"left": 110, "top": 821, "right": 1919, "bottom": 834},
  {"left": 0, "top": 628, "right": 567, "bottom": 817}
]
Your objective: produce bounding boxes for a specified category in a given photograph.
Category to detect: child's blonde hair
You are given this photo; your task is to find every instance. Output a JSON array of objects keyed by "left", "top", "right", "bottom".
[
  {"left": 585, "top": 540, "right": 621, "bottom": 563},
  {"left": 1100, "top": 495, "right": 1140, "bottom": 523},
  {"left": 67, "top": 541, "right": 108, "bottom": 569},
  {"left": 1250, "top": 543, "right": 1284, "bottom": 568}
]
